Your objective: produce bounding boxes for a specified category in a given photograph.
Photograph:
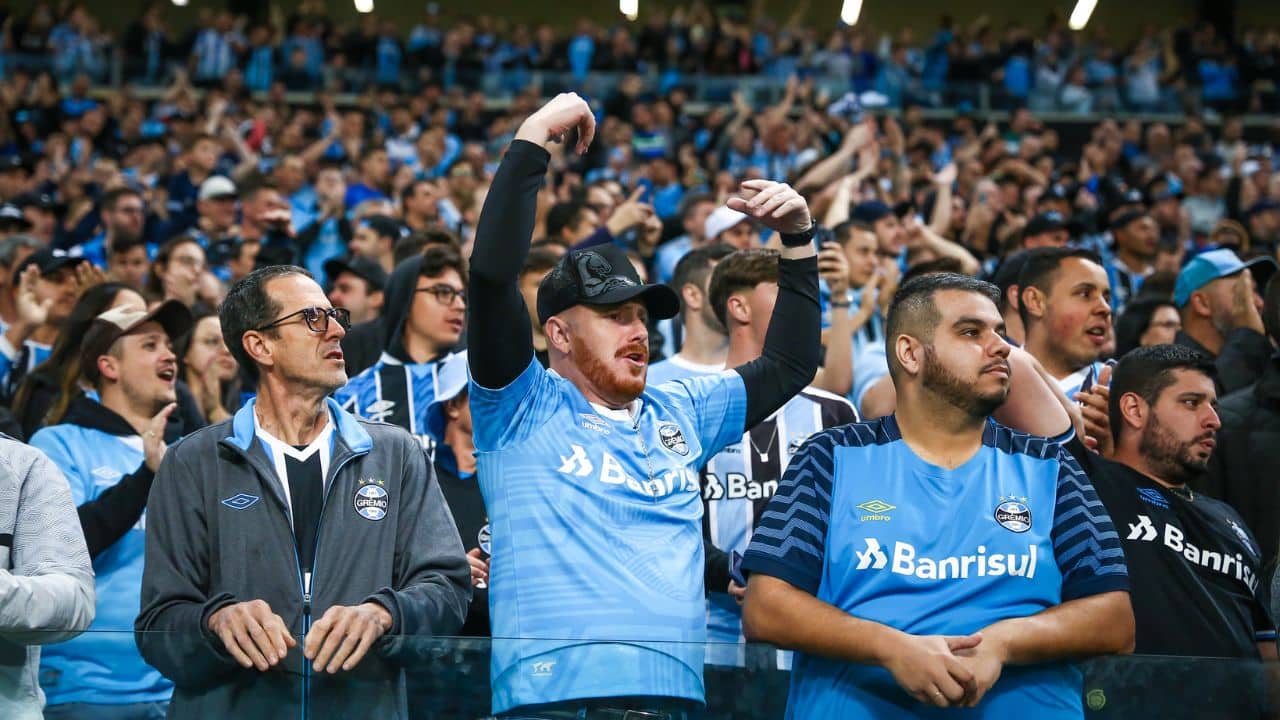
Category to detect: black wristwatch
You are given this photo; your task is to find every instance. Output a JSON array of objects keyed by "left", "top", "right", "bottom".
[
  {"left": 830, "top": 299, "right": 853, "bottom": 308},
  {"left": 779, "top": 220, "right": 817, "bottom": 248}
]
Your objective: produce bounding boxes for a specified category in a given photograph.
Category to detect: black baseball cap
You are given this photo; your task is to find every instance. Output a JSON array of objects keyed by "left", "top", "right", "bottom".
[
  {"left": 360, "top": 215, "right": 408, "bottom": 241},
  {"left": 0, "top": 203, "right": 31, "bottom": 230},
  {"left": 537, "top": 244, "right": 679, "bottom": 325},
  {"left": 12, "top": 247, "right": 82, "bottom": 284},
  {"left": 851, "top": 200, "right": 893, "bottom": 226},
  {"left": 324, "top": 255, "right": 388, "bottom": 292},
  {"left": 14, "top": 192, "right": 61, "bottom": 213},
  {"left": 1023, "top": 211, "right": 1068, "bottom": 238}
]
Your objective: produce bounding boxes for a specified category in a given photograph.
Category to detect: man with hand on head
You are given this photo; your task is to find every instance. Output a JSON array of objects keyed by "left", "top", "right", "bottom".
[
  {"left": 467, "top": 92, "right": 821, "bottom": 718},
  {"left": 741, "top": 273, "right": 1132, "bottom": 718},
  {"left": 1173, "top": 248, "right": 1275, "bottom": 395},
  {"left": 135, "top": 265, "right": 469, "bottom": 718},
  {"left": 31, "top": 300, "right": 192, "bottom": 718}
]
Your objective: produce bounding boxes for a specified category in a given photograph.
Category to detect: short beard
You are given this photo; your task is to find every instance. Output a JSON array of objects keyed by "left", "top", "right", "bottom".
[
  {"left": 570, "top": 332, "right": 645, "bottom": 404},
  {"left": 921, "top": 345, "right": 1008, "bottom": 419},
  {"left": 1138, "top": 412, "right": 1212, "bottom": 485}
]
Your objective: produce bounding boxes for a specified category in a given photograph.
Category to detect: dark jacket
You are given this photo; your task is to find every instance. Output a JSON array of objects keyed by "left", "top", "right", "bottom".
[
  {"left": 135, "top": 397, "right": 471, "bottom": 719},
  {"left": 1175, "top": 328, "right": 1273, "bottom": 396},
  {"left": 339, "top": 254, "right": 462, "bottom": 377},
  {"left": 1200, "top": 353, "right": 1280, "bottom": 566}
]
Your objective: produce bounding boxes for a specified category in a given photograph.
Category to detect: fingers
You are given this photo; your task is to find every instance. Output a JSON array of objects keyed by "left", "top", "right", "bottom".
[
  {"left": 934, "top": 673, "right": 967, "bottom": 705},
  {"left": 340, "top": 624, "right": 380, "bottom": 672},
  {"left": 324, "top": 621, "right": 363, "bottom": 674},
  {"left": 217, "top": 623, "right": 257, "bottom": 669},
  {"left": 576, "top": 108, "right": 596, "bottom": 155},
  {"left": 466, "top": 548, "right": 489, "bottom": 586},
  {"left": 230, "top": 616, "right": 271, "bottom": 671},
  {"left": 306, "top": 608, "right": 347, "bottom": 671},
  {"left": 945, "top": 634, "right": 983, "bottom": 652},
  {"left": 625, "top": 185, "right": 645, "bottom": 205},
  {"left": 1097, "top": 362, "right": 1114, "bottom": 387},
  {"left": 152, "top": 402, "right": 178, "bottom": 427},
  {"left": 303, "top": 606, "right": 335, "bottom": 660}
]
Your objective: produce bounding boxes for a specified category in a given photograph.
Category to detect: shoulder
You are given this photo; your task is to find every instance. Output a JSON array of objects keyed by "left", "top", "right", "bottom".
[
  {"left": 1214, "top": 383, "right": 1257, "bottom": 424},
  {"left": 167, "top": 419, "right": 235, "bottom": 459},
  {"left": 798, "top": 417, "right": 897, "bottom": 455},
  {"left": 350, "top": 416, "right": 428, "bottom": 457},
  {"left": 986, "top": 420, "right": 1071, "bottom": 464},
  {"left": 0, "top": 435, "right": 46, "bottom": 477}
]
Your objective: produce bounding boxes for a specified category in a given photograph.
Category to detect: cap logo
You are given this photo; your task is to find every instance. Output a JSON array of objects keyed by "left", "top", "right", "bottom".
[{"left": 576, "top": 252, "right": 636, "bottom": 298}]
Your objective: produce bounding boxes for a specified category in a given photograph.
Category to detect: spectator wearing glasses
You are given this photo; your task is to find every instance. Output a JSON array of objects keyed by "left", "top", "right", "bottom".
[
  {"left": 145, "top": 236, "right": 209, "bottom": 310},
  {"left": 136, "top": 265, "right": 469, "bottom": 718},
  {"left": 66, "top": 187, "right": 148, "bottom": 269},
  {"left": 335, "top": 246, "right": 466, "bottom": 454}
]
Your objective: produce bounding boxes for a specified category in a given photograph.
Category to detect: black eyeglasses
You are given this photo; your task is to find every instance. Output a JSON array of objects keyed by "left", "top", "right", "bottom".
[
  {"left": 416, "top": 284, "right": 466, "bottom": 306},
  {"left": 255, "top": 307, "right": 351, "bottom": 334}
]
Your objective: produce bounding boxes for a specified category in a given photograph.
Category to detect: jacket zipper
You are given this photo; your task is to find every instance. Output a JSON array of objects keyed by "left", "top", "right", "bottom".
[{"left": 298, "top": 451, "right": 362, "bottom": 718}]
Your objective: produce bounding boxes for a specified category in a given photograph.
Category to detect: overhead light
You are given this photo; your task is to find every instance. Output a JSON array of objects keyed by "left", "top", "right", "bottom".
[
  {"left": 619, "top": 0, "right": 638, "bottom": 20},
  {"left": 171, "top": 0, "right": 187, "bottom": 6},
  {"left": 1068, "top": 0, "right": 1098, "bottom": 30},
  {"left": 840, "top": 0, "right": 863, "bottom": 26},
  {"left": 354, "top": 0, "right": 374, "bottom": 13}
]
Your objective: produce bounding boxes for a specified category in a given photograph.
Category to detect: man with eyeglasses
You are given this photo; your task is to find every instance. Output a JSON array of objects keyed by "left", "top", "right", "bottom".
[
  {"left": 67, "top": 187, "right": 149, "bottom": 269},
  {"left": 335, "top": 245, "right": 466, "bottom": 454},
  {"left": 137, "top": 264, "right": 470, "bottom": 718}
]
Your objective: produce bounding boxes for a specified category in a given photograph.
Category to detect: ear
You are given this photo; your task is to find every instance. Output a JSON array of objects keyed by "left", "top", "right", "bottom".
[
  {"left": 1117, "top": 391, "right": 1148, "bottom": 436},
  {"left": 680, "top": 283, "right": 701, "bottom": 312},
  {"left": 1188, "top": 290, "right": 1213, "bottom": 319},
  {"left": 545, "top": 315, "right": 573, "bottom": 354},
  {"left": 1004, "top": 283, "right": 1021, "bottom": 311},
  {"left": 726, "top": 293, "right": 751, "bottom": 326},
  {"left": 1020, "top": 285, "right": 1047, "bottom": 321},
  {"left": 241, "top": 330, "right": 273, "bottom": 371},
  {"left": 445, "top": 395, "right": 465, "bottom": 421},
  {"left": 97, "top": 354, "right": 121, "bottom": 384},
  {"left": 369, "top": 290, "right": 385, "bottom": 312},
  {"left": 894, "top": 334, "right": 924, "bottom": 378}
]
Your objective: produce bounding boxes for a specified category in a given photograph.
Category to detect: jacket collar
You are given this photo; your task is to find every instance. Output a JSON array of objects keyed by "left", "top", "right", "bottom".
[
  {"left": 61, "top": 394, "right": 140, "bottom": 437},
  {"left": 226, "top": 396, "right": 372, "bottom": 454}
]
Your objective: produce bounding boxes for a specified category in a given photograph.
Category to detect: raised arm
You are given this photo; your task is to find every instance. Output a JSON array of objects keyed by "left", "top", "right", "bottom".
[
  {"left": 726, "top": 181, "right": 821, "bottom": 429},
  {"left": 467, "top": 93, "right": 596, "bottom": 389}
]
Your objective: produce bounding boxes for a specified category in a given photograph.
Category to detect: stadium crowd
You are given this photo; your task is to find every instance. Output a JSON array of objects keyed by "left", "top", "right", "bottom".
[{"left": 1, "top": 2, "right": 1280, "bottom": 719}]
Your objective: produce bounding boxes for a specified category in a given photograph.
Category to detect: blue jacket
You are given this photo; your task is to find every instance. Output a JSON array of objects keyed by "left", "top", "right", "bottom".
[{"left": 29, "top": 398, "right": 173, "bottom": 706}]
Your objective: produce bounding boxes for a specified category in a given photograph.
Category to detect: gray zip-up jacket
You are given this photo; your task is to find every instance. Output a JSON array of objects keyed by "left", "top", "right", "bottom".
[
  {"left": 0, "top": 435, "right": 94, "bottom": 719},
  {"left": 135, "top": 398, "right": 470, "bottom": 719}
]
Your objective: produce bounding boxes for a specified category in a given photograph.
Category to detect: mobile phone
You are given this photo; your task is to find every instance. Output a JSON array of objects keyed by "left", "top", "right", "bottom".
[{"left": 730, "top": 551, "right": 747, "bottom": 587}]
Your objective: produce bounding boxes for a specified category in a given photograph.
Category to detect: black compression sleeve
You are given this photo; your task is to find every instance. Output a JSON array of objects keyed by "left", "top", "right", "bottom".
[
  {"left": 78, "top": 464, "right": 154, "bottom": 559},
  {"left": 467, "top": 140, "right": 550, "bottom": 389},
  {"left": 733, "top": 256, "right": 821, "bottom": 429}
]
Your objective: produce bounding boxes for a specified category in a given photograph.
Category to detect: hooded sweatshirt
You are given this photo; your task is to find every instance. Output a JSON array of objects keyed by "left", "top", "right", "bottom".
[{"left": 334, "top": 255, "right": 457, "bottom": 454}]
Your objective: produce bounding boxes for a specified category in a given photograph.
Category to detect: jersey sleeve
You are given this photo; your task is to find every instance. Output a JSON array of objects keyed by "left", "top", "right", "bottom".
[
  {"left": 740, "top": 432, "right": 836, "bottom": 595},
  {"left": 469, "top": 357, "right": 558, "bottom": 452},
  {"left": 660, "top": 370, "right": 748, "bottom": 461},
  {"left": 1051, "top": 446, "right": 1130, "bottom": 602}
]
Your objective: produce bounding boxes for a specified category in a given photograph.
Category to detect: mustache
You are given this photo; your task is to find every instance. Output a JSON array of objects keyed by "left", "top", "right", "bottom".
[
  {"left": 981, "top": 360, "right": 1011, "bottom": 374},
  {"left": 616, "top": 344, "right": 649, "bottom": 360}
]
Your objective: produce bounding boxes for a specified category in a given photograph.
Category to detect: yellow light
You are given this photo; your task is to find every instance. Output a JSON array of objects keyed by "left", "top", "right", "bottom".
[
  {"left": 1068, "top": 0, "right": 1098, "bottom": 31},
  {"left": 620, "top": 0, "right": 638, "bottom": 20},
  {"left": 354, "top": 0, "right": 374, "bottom": 13},
  {"left": 840, "top": 0, "right": 863, "bottom": 26},
  {"left": 171, "top": 0, "right": 187, "bottom": 6}
]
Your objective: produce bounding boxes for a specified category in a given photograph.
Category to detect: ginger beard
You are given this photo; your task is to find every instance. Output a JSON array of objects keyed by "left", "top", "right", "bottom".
[{"left": 570, "top": 330, "right": 648, "bottom": 404}]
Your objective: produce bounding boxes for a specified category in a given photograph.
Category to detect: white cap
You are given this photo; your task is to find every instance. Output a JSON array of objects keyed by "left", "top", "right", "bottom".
[
  {"left": 198, "top": 175, "right": 238, "bottom": 201},
  {"left": 426, "top": 350, "right": 470, "bottom": 438},
  {"left": 703, "top": 206, "right": 751, "bottom": 242}
]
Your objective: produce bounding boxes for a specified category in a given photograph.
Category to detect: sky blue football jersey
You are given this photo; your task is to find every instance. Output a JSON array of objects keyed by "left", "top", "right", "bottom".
[
  {"left": 742, "top": 415, "right": 1128, "bottom": 720},
  {"left": 471, "top": 359, "right": 747, "bottom": 714}
]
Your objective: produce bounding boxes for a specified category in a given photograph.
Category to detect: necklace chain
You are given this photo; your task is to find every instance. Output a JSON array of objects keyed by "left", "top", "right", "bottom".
[{"left": 748, "top": 422, "right": 779, "bottom": 462}]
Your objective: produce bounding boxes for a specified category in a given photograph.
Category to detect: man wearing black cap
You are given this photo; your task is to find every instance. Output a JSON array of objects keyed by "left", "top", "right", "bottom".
[
  {"left": 467, "top": 93, "right": 820, "bottom": 718},
  {"left": 0, "top": 156, "right": 30, "bottom": 202},
  {"left": 324, "top": 255, "right": 387, "bottom": 326},
  {"left": 1110, "top": 211, "right": 1159, "bottom": 312},
  {"left": 29, "top": 300, "right": 192, "bottom": 717},
  {"left": 350, "top": 214, "right": 406, "bottom": 275},
  {"left": 15, "top": 192, "right": 62, "bottom": 246},
  {"left": 1021, "top": 211, "right": 1070, "bottom": 250},
  {"left": 0, "top": 248, "right": 97, "bottom": 400},
  {"left": 851, "top": 200, "right": 907, "bottom": 259},
  {"left": 0, "top": 202, "right": 32, "bottom": 238},
  {"left": 1245, "top": 200, "right": 1280, "bottom": 251}
]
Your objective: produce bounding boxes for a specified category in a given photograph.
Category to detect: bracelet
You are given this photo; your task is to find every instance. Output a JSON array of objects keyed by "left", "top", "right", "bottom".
[
  {"left": 830, "top": 300, "right": 853, "bottom": 308},
  {"left": 779, "top": 221, "right": 816, "bottom": 248}
]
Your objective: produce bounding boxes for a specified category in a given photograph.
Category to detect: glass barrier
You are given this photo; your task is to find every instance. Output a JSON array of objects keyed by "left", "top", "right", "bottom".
[{"left": 9, "top": 629, "right": 1276, "bottom": 719}]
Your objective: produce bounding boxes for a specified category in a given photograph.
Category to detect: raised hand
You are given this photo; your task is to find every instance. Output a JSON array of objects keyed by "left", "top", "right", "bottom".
[
  {"left": 818, "top": 241, "right": 851, "bottom": 296},
  {"left": 71, "top": 261, "right": 106, "bottom": 298},
  {"left": 515, "top": 92, "right": 596, "bottom": 155},
  {"left": 726, "top": 180, "right": 811, "bottom": 235},
  {"left": 142, "top": 403, "right": 177, "bottom": 472},
  {"left": 13, "top": 265, "right": 52, "bottom": 328}
]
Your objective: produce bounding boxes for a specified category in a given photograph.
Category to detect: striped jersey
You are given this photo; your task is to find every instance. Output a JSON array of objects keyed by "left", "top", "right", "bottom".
[
  {"left": 703, "top": 387, "right": 856, "bottom": 664},
  {"left": 742, "top": 415, "right": 1129, "bottom": 719},
  {"left": 471, "top": 359, "right": 747, "bottom": 714},
  {"left": 334, "top": 352, "right": 447, "bottom": 455}
]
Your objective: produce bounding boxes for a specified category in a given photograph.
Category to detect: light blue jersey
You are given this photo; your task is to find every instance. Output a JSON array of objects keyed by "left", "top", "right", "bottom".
[
  {"left": 647, "top": 354, "right": 723, "bottom": 386},
  {"left": 30, "top": 424, "right": 172, "bottom": 706},
  {"left": 1057, "top": 360, "right": 1107, "bottom": 400},
  {"left": 471, "top": 359, "right": 747, "bottom": 714},
  {"left": 334, "top": 352, "right": 446, "bottom": 454},
  {"left": 743, "top": 416, "right": 1128, "bottom": 719}
]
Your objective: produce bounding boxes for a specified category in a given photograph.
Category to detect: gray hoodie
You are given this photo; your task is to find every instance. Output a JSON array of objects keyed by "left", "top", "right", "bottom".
[
  {"left": 135, "top": 398, "right": 470, "bottom": 719},
  {"left": 0, "top": 435, "right": 95, "bottom": 719}
]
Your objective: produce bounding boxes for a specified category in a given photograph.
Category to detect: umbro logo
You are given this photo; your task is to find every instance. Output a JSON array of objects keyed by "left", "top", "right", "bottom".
[
  {"left": 531, "top": 660, "right": 556, "bottom": 677},
  {"left": 364, "top": 399, "right": 396, "bottom": 424},
  {"left": 221, "top": 493, "right": 260, "bottom": 510},
  {"left": 856, "top": 499, "right": 895, "bottom": 522}
]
